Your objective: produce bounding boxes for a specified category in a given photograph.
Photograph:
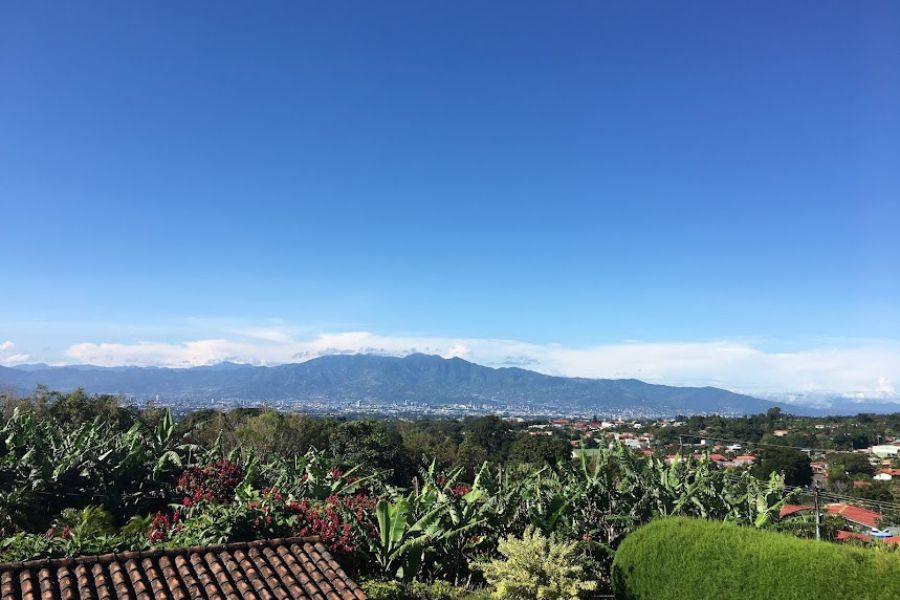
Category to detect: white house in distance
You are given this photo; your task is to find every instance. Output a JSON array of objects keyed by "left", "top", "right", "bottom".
[
  {"left": 871, "top": 445, "right": 900, "bottom": 459},
  {"left": 875, "top": 468, "right": 900, "bottom": 481}
]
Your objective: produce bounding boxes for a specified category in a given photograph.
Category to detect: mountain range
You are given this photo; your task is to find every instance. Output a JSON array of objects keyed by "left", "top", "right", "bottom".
[{"left": 0, "top": 353, "right": 895, "bottom": 417}]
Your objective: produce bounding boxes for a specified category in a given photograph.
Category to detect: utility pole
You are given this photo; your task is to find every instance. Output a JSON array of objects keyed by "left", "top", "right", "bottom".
[{"left": 813, "top": 480, "right": 822, "bottom": 542}]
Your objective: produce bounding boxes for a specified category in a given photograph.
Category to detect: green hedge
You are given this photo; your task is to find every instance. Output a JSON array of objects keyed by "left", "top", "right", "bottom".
[{"left": 611, "top": 517, "right": 900, "bottom": 600}]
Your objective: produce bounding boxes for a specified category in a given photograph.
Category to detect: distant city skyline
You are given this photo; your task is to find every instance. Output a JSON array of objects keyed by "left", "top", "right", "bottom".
[
  {"left": 2, "top": 3, "right": 899, "bottom": 396},
  {"left": 2, "top": 326, "right": 900, "bottom": 399}
]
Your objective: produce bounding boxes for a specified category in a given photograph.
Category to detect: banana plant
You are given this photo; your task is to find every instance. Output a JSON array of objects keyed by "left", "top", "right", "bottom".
[
  {"left": 748, "top": 471, "right": 798, "bottom": 528},
  {"left": 258, "top": 449, "right": 382, "bottom": 500},
  {"left": 371, "top": 489, "right": 483, "bottom": 581},
  {"left": 124, "top": 410, "right": 200, "bottom": 477}
]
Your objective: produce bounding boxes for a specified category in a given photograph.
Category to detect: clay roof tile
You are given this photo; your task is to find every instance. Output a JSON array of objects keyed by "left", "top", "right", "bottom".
[{"left": 0, "top": 537, "right": 363, "bottom": 600}]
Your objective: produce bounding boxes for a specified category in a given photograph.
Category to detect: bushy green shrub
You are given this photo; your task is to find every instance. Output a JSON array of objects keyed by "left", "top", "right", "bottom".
[
  {"left": 362, "top": 580, "right": 408, "bottom": 600},
  {"left": 0, "top": 507, "right": 152, "bottom": 562},
  {"left": 611, "top": 517, "right": 900, "bottom": 600},
  {"left": 478, "top": 527, "right": 597, "bottom": 599},
  {"left": 362, "top": 579, "right": 491, "bottom": 600}
]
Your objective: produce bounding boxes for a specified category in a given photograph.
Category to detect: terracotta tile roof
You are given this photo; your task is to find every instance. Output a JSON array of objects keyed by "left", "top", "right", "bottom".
[
  {"left": 836, "top": 530, "right": 872, "bottom": 542},
  {"left": 826, "top": 503, "right": 882, "bottom": 530},
  {"left": 779, "top": 504, "right": 814, "bottom": 518},
  {"left": 837, "top": 532, "right": 900, "bottom": 545},
  {"left": 0, "top": 536, "right": 366, "bottom": 600}
]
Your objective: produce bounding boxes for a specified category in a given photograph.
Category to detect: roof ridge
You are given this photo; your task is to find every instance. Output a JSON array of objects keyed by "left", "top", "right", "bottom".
[{"left": 0, "top": 535, "right": 322, "bottom": 572}]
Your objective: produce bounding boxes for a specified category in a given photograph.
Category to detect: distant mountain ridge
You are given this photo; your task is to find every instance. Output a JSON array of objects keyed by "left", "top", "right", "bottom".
[{"left": 0, "top": 353, "right": 844, "bottom": 417}]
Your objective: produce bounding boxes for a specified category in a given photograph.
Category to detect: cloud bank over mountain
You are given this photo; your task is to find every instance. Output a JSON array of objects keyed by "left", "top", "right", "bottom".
[
  {"left": 0, "top": 342, "right": 30, "bottom": 366},
  {"left": 40, "top": 329, "right": 900, "bottom": 399}
]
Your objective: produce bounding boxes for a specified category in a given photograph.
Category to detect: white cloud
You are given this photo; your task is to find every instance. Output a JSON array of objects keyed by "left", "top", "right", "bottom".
[
  {"left": 0, "top": 341, "right": 31, "bottom": 366},
  {"left": 62, "top": 331, "right": 900, "bottom": 397},
  {"left": 66, "top": 340, "right": 245, "bottom": 368}
]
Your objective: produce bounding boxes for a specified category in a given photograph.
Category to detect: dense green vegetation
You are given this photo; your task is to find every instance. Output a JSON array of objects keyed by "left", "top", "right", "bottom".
[
  {"left": 661, "top": 409, "right": 900, "bottom": 452},
  {"left": 654, "top": 409, "right": 900, "bottom": 504},
  {"left": 611, "top": 517, "right": 900, "bottom": 600},
  {"left": 750, "top": 446, "right": 813, "bottom": 486},
  {"left": 1, "top": 389, "right": 898, "bottom": 598}
]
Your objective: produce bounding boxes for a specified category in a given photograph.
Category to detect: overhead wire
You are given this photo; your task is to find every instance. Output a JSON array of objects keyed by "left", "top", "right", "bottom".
[
  {"left": 677, "top": 432, "right": 880, "bottom": 456},
  {"left": 671, "top": 430, "right": 900, "bottom": 512},
  {"left": 716, "top": 469, "right": 900, "bottom": 513}
]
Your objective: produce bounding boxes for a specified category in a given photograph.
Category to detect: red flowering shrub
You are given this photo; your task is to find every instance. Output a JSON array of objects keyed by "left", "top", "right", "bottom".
[
  {"left": 176, "top": 460, "right": 243, "bottom": 506},
  {"left": 451, "top": 484, "right": 472, "bottom": 498},
  {"left": 148, "top": 511, "right": 170, "bottom": 543},
  {"left": 148, "top": 510, "right": 183, "bottom": 544},
  {"left": 287, "top": 493, "right": 376, "bottom": 555},
  {"left": 154, "top": 462, "right": 375, "bottom": 557}
]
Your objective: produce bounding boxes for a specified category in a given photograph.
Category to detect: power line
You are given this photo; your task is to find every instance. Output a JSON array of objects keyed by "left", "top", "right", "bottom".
[
  {"left": 817, "top": 491, "right": 900, "bottom": 513},
  {"left": 677, "top": 432, "right": 873, "bottom": 455},
  {"left": 675, "top": 431, "right": 900, "bottom": 509},
  {"left": 718, "top": 473, "right": 900, "bottom": 513}
]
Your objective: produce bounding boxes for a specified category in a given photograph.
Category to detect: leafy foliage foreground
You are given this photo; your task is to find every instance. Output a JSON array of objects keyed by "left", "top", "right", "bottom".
[
  {"left": 0, "top": 393, "right": 888, "bottom": 597},
  {"left": 611, "top": 517, "right": 900, "bottom": 600}
]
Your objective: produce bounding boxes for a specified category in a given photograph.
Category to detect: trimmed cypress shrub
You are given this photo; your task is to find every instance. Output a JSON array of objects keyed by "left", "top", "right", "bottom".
[{"left": 611, "top": 517, "right": 900, "bottom": 600}]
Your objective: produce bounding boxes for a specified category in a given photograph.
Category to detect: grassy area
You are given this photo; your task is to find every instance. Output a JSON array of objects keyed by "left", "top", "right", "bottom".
[{"left": 611, "top": 517, "right": 900, "bottom": 600}]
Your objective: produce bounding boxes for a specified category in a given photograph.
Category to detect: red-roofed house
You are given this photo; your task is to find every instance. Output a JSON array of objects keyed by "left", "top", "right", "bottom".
[
  {"left": 827, "top": 503, "right": 882, "bottom": 531},
  {"left": 835, "top": 531, "right": 900, "bottom": 545},
  {"left": 836, "top": 530, "right": 872, "bottom": 543},
  {"left": 731, "top": 455, "right": 755, "bottom": 466},
  {"left": 779, "top": 504, "right": 814, "bottom": 518},
  {"left": 877, "top": 468, "right": 900, "bottom": 481}
]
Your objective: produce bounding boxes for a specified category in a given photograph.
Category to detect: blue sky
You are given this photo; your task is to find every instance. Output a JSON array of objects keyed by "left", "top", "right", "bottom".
[{"left": 2, "top": 2, "right": 899, "bottom": 395}]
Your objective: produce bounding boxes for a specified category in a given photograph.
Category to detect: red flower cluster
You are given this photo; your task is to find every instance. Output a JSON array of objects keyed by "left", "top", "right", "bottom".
[
  {"left": 451, "top": 484, "right": 472, "bottom": 498},
  {"left": 45, "top": 526, "right": 72, "bottom": 540},
  {"left": 177, "top": 459, "right": 244, "bottom": 506},
  {"left": 328, "top": 467, "right": 360, "bottom": 486},
  {"left": 148, "top": 510, "right": 183, "bottom": 544},
  {"left": 148, "top": 511, "right": 170, "bottom": 543},
  {"left": 261, "top": 487, "right": 283, "bottom": 502},
  {"left": 287, "top": 493, "right": 374, "bottom": 555}
]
